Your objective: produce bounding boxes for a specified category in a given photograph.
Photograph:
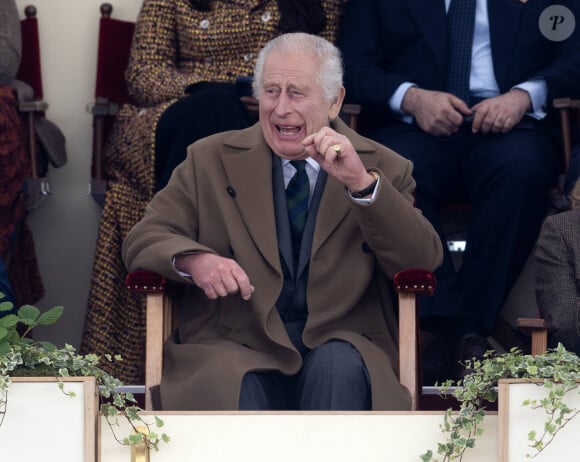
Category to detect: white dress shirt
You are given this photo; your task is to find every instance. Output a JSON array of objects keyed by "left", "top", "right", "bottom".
[{"left": 389, "top": 0, "right": 547, "bottom": 121}]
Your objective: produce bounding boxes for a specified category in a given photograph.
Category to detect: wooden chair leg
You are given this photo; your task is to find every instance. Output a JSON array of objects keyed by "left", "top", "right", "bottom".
[
  {"left": 145, "top": 293, "right": 173, "bottom": 410},
  {"left": 126, "top": 271, "right": 173, "bottom": 411},
  {"left": 397, "top": 292, "right": 419, "bottom": 410}
]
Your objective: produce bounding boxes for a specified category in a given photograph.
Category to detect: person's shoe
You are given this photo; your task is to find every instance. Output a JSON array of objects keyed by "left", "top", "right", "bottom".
[
  {"left": 420, "top": 331, "right": 454, "bottom": 386},
  {"left": 452, "top": 333, "right": 493, "bottom": 381}
]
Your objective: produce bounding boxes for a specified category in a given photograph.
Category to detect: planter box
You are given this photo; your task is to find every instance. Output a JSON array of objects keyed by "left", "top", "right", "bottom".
[
  {"left": 499, "top": 378, "right": 580, "bottom": 462},
  {"left": 0, "top": 377, "right": 98, "bottom": 462}
]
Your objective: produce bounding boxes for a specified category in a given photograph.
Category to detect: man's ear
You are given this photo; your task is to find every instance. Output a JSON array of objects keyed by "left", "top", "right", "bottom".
[{"left": 328, "top": 86, "right": 346, "bottom": 120}]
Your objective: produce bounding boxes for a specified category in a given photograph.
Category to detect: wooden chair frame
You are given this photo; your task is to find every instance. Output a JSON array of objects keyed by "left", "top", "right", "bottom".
[
  {"left": 88, "top": 2, "right": 135, "bottom": 206},
  {"left": 126, "top": 268, "right": 435, "bottom": 411}
]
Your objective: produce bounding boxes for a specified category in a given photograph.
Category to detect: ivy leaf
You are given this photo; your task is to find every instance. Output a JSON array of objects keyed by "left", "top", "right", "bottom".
[
  {"left": 37, "top": 306, "right": 64, "bottom": 326},
  {"left": 527, "top": 365, "right": 538, "bottom": 375},
  {"left": 0, "top": 301, "right": 169, "bottom": 453}
]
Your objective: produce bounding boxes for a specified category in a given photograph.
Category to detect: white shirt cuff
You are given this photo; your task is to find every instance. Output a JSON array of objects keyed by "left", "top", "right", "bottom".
[
  {"left": 389, "top": 82, "right": 416, "bottom": 124},
  {"left": 513, "top": 79, "right": 547, "bottom": 120},
  {"left": 349, "top": 176, "right": 380, "bottom": 204}
]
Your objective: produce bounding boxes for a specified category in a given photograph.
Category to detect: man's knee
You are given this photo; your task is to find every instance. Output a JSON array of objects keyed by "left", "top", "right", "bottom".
[
  {"left": 299, "top": 341, "right": 370, "bottom": 410},
  {"left": 303, "top": 341, "right": 369, "bottom": 388}
]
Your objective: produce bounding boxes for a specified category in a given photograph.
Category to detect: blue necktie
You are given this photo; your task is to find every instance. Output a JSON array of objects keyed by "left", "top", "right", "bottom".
[
  {"left": 286, "top": 160, "right": 309, "bottom": 263},
  {"left": 445, "top": 0, "right": 476, "bottom": 104}
]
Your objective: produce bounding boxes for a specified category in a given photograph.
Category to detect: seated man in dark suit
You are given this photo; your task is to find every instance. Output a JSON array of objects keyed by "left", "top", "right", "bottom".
[
  {"left": 122, "top": 32, "right": 442, "bottom": 410},
  {"left": 338, "top": 0, "right": 580, "bottom": 382}
]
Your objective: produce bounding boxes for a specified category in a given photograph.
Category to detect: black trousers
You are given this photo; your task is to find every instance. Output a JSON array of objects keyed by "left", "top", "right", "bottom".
[{"left": 154, "top": 82, "right": 254, "bottom": 191}]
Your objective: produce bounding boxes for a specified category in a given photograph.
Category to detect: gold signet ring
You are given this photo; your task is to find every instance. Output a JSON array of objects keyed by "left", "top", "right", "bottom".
[{"left": 331, "top": 144, "right": 342, "bottom": 157}]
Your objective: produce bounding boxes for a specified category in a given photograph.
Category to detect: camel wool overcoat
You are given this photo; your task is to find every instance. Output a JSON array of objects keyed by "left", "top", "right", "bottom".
[{"left": 122, "top": 118, "right": 443, "bottom": 410}]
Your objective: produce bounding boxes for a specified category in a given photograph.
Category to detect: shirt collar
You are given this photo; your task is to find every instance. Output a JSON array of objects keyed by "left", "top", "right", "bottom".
[{"left": 281, "top": 157, "right": 320, "bottom": 173}]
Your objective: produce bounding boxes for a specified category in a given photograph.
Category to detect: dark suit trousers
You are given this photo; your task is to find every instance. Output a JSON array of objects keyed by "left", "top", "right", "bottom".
[
  {"left": 238, "top": 320, "right": 371, "bottom": 410},
  {"left": 368, "top": 121, "right": 559, "bottom": 337}
]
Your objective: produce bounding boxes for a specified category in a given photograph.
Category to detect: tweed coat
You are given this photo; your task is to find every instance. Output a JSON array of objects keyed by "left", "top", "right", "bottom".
[
  {"left": 535, "top": 207, "right": 580, "bottom": 350},
  {"left": 122, "top": 118, "right": 443, "bottom": 410},
  {"left": 81, "top": 0, "right": 343, "bottom": 383}
]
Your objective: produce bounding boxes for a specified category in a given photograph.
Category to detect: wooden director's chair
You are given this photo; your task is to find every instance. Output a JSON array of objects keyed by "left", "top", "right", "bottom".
[{"left": 126, "top": 268, "right": 436, "bottom": 411}]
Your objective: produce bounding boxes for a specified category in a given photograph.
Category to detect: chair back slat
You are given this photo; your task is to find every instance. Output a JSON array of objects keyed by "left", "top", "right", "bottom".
[
  {"left": 95, "top": 15, "right": 135, "bottom": 104},
  {"left": 17, "top": 6, "right": 43, "bottom": 99}
]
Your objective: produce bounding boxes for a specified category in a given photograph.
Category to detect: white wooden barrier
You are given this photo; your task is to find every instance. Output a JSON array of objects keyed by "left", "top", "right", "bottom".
[
  {"left": 100, "top": 411, "right": 499, "bottom": 462},
  {"left": 1, "top": 377, "right": 98, "bottom": 462}
]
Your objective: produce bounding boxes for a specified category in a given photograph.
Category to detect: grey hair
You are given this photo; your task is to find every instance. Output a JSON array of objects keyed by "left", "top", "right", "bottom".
[
  {"left": 571, "top": 177, "right": 580, "bottom": 209},
  {"left": 252, "top": 32, "right": 343, "bottom": 103}
]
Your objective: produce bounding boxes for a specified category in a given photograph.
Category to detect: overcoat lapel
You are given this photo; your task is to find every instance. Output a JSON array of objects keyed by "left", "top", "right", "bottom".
[
  {"left": 221, "top": 127, "right": 281, "bottom": 273},
  {"left": 272, "top": 154, "right": 294, "bottom": 274},
  {"left": 310, "top": 175, "right": 349, "bottom": 256},
  {"left": 296, "top": 170, "right": 327, "bottom": 277},
  {"left": 408, "top": 0, "right": 447, "bottom": 76}
]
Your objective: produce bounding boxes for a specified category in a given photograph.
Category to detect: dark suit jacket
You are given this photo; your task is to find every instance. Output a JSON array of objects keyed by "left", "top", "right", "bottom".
[
  {"left": 338, "top": 0, "right": 580, "bottom": 127},
  {"left": 535, "top": 207, "right": 580, "bottom": 350},
  {"left": 122, "top": 118, "right": 443, "bottom": 410}
]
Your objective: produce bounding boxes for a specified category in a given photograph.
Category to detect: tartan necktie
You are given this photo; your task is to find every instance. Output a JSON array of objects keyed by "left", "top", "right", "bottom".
[
  {"left": 286, "top": 160, "right": 310, "bottom": 261},
  {"left": 445, "top": 0, "right": 476, "bottom": 104}
]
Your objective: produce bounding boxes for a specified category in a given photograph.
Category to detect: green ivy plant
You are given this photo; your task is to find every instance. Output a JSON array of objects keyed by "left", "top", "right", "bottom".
[
  {"left": 0, "top": 293, "right": 169, "bottom": 451},
  {"left": 421, "top": 344, "right": 580, "bottom": 462}
]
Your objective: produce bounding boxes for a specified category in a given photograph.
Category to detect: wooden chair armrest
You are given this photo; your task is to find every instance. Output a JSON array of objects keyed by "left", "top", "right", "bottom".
[
  {"left": 86, "top": 96, "right": 119, "bottom": 116},
  {"left": 393, "top": 268, "right": 436, "bottom": 410},
  {"left": 125, "top": 269, "right": 168, "bottom": 294},
  {"left": 19, "top": 100, "right": 48, "bottom": 112},
  {"left": 515, "top": 317, "right": 548, "bottom": 356},
  {"left": 394, "top": 268, "right": 436, "bottom": 296},
  {"left": 515, "top": 317, "right": 548, "bottom": 330},
  {"left": 553, "top": 97, "right": 580, "bottom": 110}
]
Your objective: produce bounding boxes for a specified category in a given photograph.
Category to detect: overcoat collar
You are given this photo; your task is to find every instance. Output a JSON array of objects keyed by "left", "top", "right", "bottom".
[{"left": 219, "top": 118, "right": 378, "bottom": 272}]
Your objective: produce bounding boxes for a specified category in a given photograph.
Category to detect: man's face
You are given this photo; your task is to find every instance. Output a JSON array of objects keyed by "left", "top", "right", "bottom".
[{"left": 258, "top": 50, "right": 344, "bottom": 160}]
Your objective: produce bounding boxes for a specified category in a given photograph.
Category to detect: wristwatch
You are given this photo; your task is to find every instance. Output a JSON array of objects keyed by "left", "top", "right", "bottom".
[{"left": 348, "top": 171, "right": 380, "bottom": 199}]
